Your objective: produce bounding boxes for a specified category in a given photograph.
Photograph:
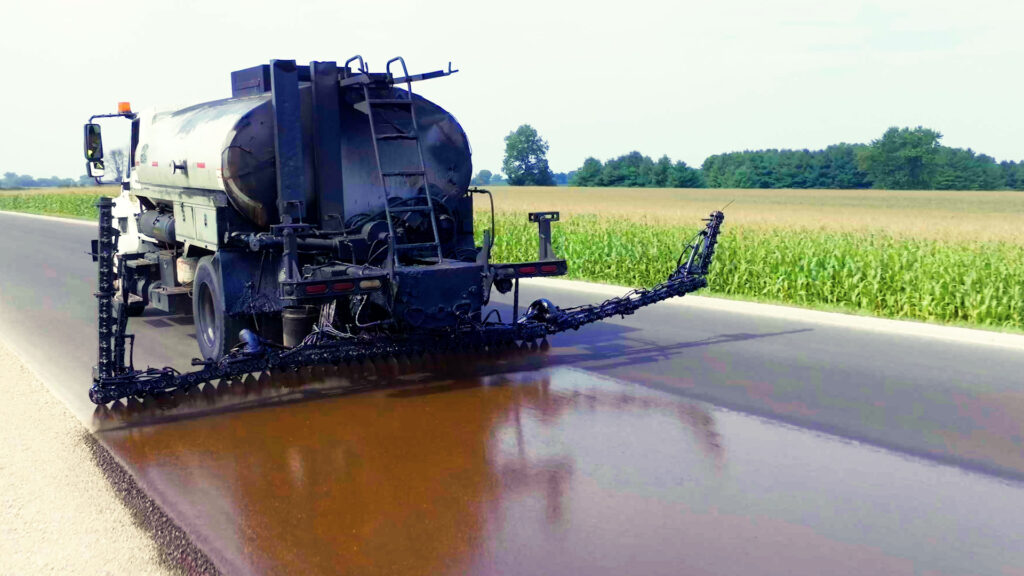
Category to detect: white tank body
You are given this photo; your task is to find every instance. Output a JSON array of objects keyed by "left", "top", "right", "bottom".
[{"left": 132, "top": 86, "right": 472, "bottom": 229}]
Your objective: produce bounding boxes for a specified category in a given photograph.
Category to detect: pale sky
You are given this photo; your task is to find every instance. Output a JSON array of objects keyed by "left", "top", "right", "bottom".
[{"left": 3, "top": 0, "right": 1023, "bottom": 179}]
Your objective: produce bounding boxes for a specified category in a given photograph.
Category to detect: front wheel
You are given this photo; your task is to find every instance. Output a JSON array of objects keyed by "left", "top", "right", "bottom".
[{"left": 192, "top": 256, "right": 249, "bottom": 361}]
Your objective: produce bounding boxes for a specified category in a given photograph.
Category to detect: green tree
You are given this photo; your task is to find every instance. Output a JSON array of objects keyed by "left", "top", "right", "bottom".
[
  {"left": 668, "top": 161, "right": 705, "bottom": 188},
  {"left": 502, "top": 124, "right": 555, "bottom": 186},
  {"left": 598, "top": 151, "right": 648, "bottom": 187},
  {"left": 819, "top": 144, "right": 870, "bottom": 189},
  {"left": 857, "top": 126, "right": 943, "bottom": 189},
  {"left": 572, "top": 154, "right": 705, "bottom": 188},
  {"left": 570, "top": 157, "right": 603, "bottom": 186},
  {"left": 1001, "top": 161, "right": 1024, "bottom": 190},
  {"left": 471, "top": 169, "right": 493, "bottom": 186},
  {"left": 651, "top": 155, "right": 673, "bottom": 187},
  {"left": 932, "top": 148, "right": 1004, "bottom": 190},
  {"left": 107, "top": 148, "right": 128, "bottom": 182}
]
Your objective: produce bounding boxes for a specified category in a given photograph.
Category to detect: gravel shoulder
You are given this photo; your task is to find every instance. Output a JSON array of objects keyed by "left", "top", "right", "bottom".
[{"left": 0, "top": 339, "right": 211, "bottom": 575}]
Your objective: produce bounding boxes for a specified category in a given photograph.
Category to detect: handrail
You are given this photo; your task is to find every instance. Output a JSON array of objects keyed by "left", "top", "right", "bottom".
[
  {"left": 343, "top": 55, "right": 366, "bottom": 77},
  {"left": 386, "top": 56, "right": 409, "bottom": 80}
]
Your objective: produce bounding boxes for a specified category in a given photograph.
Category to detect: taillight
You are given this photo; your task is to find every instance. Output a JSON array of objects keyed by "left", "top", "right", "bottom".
[
  {"left": 304, "top": 284, "right": 328, "bottom": 295},
  {"left": 518, "top": 266, "right": 537, "bottom": 274},
  {"left": 540, "top": 265, "right": 558, "bottom": 273},
  {"left": 332, "top": 282, "right": 354, "bottom": 292},
  {"left": 359, "top": 279, "right": 382, "bottom": 290}
]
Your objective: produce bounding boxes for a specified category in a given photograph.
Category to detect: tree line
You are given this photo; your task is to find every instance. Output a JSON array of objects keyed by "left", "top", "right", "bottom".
[
  {"left": 1, "top": 172, "right": 94, "bottom": 189},
  {"left": 3, "top": 148, "right": 128, "bottom": 189},
  {"left": 703, "top": 128, "right": 1023, "bottom": 190},
  {"left": 482, "top": 124, "right": 1024, "bottom": 190},
  {"left": 569, "top": 152, "right": 703, "bottom": 188},
  {"left": 701, "top": 144, "right": 867, "bottom": 189}
]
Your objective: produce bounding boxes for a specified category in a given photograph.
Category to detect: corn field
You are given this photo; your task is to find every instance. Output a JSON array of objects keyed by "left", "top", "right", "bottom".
[
  {"left": 0, "top": 191, "right": 113, "bottom": 219},
  {"left": 480, "top": 212, "right": 1024, "bottom": 331}
]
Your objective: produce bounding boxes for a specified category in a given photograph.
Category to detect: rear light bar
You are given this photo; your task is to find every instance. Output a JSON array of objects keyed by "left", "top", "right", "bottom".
[
  {"left": 493, "top": 260, "right": 567, "bottom": 281},
  {"left": 304, "top": 284, "right": 328, "bottom": 295},
  {"left": 283, "top": 275, "right": 387, "bottom": 301}
]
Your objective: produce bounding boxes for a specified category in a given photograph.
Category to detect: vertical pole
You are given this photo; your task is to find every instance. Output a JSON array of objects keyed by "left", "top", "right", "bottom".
[
  {"left": 311, "top": 60, "right": 345, "bottom": 230},
  {"left": 513, "top": 277, "right": 520, "bottom": 321},
  {"left": 270, "top": 59, "right": 306, "bottom": 224},
  {"left": 530, "top": 212, "right": 558, "bottom": 261},
  {"left": 537, "top": 218, "right": 552, "bottom": 261},
  {"left": 95, "top": 197, "right": 116, "bottom": 381}
]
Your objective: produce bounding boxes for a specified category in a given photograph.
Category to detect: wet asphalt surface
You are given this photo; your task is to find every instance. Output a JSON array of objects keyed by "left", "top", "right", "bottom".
[
  {"left": 80, "top": 430, "right": 220, "bottom": 575},
  {"left": 2, "top": 212, "right": 1023, "bottom": 575}
]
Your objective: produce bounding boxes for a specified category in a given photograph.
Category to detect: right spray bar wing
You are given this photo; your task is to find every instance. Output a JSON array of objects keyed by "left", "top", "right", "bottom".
[
  {"left": 679, "top": 210, "right": 725, "bottom": 278},
  {"left": 521, "top": 211, "right": 725, "bottom": 333}
]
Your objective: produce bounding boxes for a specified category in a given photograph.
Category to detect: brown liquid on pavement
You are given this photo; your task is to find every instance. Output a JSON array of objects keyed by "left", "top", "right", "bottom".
[{"left": 98, "top": 363, "right": 1024, "bottom": 576}]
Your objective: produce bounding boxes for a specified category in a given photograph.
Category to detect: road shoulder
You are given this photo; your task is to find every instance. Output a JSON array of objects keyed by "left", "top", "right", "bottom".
[{"left": 0, "top": 338, "right": 212, "bottom": 575}]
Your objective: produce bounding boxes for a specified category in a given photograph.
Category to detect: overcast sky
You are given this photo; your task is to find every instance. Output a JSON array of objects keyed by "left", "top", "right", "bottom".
[{"left": 3, "top": 0, "right": 1023, "bottom": 178}]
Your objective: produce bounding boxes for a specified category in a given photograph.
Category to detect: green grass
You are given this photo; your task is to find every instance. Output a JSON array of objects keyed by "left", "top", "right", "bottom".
[
  {"left": 0, "top": 192, "right": 112, "bottom": 219},
  {"left": 480, "top": 212, "right": 1024, "bottom": 332}
]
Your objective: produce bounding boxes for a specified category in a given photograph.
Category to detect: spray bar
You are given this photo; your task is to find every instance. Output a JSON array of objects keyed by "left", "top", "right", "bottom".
[{"left": 89, "top": 202, "right": 724, "bottom": 405}]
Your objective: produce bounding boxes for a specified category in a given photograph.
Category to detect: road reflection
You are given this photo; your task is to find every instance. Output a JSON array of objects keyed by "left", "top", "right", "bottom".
[
  {"left": 97, "top": 363, "right": 1024, "bottom": 576},
  {"left": 98, "top": 364, "right": 725, "bottom": 575}
]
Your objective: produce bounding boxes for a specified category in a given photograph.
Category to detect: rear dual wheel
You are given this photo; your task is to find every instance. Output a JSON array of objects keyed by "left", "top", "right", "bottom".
[{"left": 192, "top": 256, "right": 251, "bottom": 362}]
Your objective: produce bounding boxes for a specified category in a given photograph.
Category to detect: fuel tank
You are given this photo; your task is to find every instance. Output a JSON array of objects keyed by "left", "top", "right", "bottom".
[{"left": 134, "top": 86, "right": 472, "bottom": 228}]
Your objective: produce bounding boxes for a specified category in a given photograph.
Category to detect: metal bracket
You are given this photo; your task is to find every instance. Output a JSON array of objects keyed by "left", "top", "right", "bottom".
[
  {"left": 270, "top": 59, "right": 307, "bottom": 224},
  {"left": 528, "top": 211, "right": 560, "bottom": 261}
]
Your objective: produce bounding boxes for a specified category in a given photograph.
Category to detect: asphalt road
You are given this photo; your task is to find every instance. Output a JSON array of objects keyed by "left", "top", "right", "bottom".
[{"left": 2, "top": 211, "right": 1023, "bottom": 575}]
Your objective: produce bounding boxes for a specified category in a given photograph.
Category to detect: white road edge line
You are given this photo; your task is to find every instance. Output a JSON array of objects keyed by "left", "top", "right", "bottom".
[
  {"left": 523, "top": 277, "right": 1024, "bottom": 352},
  {"left": 7, "top": 209, "right": 1019, "bottom": 352},
  {"left": 0, "top": 209, "right": 95, "bottom": 227}
]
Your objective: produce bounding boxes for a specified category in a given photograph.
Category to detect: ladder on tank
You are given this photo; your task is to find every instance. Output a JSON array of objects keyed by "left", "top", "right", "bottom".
[{"left": 346, "top": 55, "right": 444, "bottom": 268}]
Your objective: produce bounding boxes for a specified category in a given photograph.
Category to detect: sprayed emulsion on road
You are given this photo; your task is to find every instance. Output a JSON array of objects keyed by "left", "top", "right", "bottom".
[{"left": 95, "top": 360, "right": 1024, "bottom": 576}]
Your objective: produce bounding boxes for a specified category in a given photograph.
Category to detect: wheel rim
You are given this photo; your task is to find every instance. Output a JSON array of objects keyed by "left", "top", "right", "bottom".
[{"left": 197, "top": 282, "right": 217, "bottom": 350}]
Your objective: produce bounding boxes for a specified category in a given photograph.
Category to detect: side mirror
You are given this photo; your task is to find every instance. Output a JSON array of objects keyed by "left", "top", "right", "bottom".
[
  {"left": 84, "top": 123, "right": 104, "bottom": 161},
  {"left": 87, "top": 159, "right": 105, "bottom": 179}
]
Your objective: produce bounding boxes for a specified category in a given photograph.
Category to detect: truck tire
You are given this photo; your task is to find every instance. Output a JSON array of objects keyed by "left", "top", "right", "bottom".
[{"left": 192, "top": 256, "right": 249, "bottom": 361}]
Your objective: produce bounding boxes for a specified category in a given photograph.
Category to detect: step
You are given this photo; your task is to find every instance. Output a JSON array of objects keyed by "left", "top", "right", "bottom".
[
  {"left": 368, "top": 98, "right": 414, "bottom": 106},
  {"left": 151, "top": 285, "right": 192, "bottom": 295},
  {"left": 376, "top": 133, "right": 418, "bottom": 140},
  {"left": 115, "top": 292, "right": 145, "bottom": 304},
  {"left": 381, "top": 170, "right": 426, "bottom": 177},
  {"left": 389, "top": 206, "right": 433, "bottom": 214},
  {"left": 125, "top": 258, "right": 159, "bottom": 269},
  {"left": 395, "top": 242, "right": 439, "bottom": 251},
  {"left": 339, "top": 74, "right": 373, "bottom": 87}
]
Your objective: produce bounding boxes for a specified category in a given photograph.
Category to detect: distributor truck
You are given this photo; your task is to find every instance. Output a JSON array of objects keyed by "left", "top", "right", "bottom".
[{"left": 83, "top": 56, "right": 723, "bottom": 404}]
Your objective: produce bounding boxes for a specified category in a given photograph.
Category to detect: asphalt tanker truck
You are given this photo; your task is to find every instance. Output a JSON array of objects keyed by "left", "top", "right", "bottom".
[{"left": 83, "top": 57, "right": 724, "bottom": 404}]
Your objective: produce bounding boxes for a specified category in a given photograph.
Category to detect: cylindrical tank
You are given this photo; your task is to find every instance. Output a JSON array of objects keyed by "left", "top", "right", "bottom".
[
  {"left": 134, "top": 86, "right": 472, "bottom": 228},
  {"left": 282, "top": 305, "right": 319, "bottom": 347},
  {"left": 137, "top": 209, "right": 176, "bottom": 243}
]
